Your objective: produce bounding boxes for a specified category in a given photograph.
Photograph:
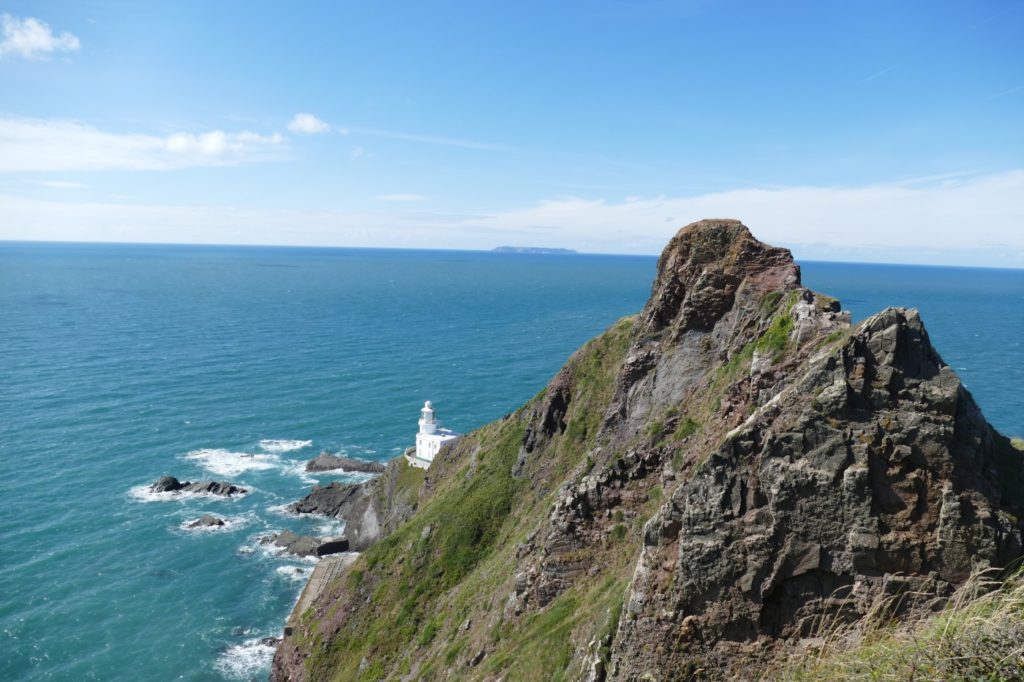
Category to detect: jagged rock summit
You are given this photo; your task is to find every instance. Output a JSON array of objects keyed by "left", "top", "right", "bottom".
[{"left": 274, "top": 220, "right": 1024, "bottom": 681}]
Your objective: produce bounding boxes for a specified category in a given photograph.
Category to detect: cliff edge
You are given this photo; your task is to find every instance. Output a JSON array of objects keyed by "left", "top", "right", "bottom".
[{"left": 274, "top": 220, "right": 1024, "bottom": 681}]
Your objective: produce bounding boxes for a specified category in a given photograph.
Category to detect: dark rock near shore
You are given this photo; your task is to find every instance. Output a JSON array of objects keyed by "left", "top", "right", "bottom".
[
  {"left": 185, "top": 514, "right": 226, "bottom": 529},
  {"left": 260, "top": 637, "right": 282, "bottom": 647},
  {"left": 262, "top": 530, "right": 320, "bottom": 557},
  {"left": 149, "top": 476, "right": 247, "bottom": 496},
  {"left": 289, "top": 457, "right": 424, "bottom": 552},
  {"left": 261, "top": 530, "right": 350, "bottom": 558},
  {"left": 305, "top": 452, "right": 385, "bottom": 474}
]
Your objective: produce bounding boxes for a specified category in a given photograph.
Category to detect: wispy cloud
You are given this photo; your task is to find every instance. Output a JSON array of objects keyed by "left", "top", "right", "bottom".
[
  {"left": 988, "top": 84, "right": 1024, "bottom": 100},
  {"left": 287, "top": 113, "right": 330, "bottom": 134},
  {"left": 373, "top": 194, "right": 428, "bottom": 202},
  {"left": 36, "top": 179, "right": 86, "bottom": 189},
  {"left": 0, "top": 14, "right": 80, "bottom": 60},
  {"left": 339, "top": 126, "right": 507, "bottom": 151},
  {"left": 864, "top": 65, "right": 897, "bottom": 82},
  {"left": 0, "top": 117, "right": 287, "bottom": 172},
  {"left": 2, "top": 170, "right": 1022, "bottom": 267}
]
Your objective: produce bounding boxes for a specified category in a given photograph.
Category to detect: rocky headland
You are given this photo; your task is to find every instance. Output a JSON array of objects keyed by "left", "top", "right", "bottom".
[{"left": 273, "top": 220, "right": 1024, "bottom": 681}]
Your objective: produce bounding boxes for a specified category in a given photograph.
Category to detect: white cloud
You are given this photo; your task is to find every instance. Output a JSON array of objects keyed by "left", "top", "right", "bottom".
[
  {"left": 374, "top": 194, "right": 428, "bottom": 202},
  {"left": 35, "top": 180, "right": 86, "bottom": 189},
  {"left": 287, "top": 113, "right": 329, "bottom": 135},
  {"left": 469, "top": 171, "right": 1024, "bottom": 262},
  {"left": 0, "top": 15, "right": 80, "bottom": 60},
  {"left": 1, "top": 170, "right": 1022, "bottom": 267},
  {"left": 340, "top": 126, "right": 506, "bottom": 151},
  {"left": 0, "top": 117, "right": 286, "bottom": 171}
]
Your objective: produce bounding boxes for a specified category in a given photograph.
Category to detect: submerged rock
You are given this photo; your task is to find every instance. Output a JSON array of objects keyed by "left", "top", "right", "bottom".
[{"left": 305, "top": 452, "right": 385, "bottom": 473}]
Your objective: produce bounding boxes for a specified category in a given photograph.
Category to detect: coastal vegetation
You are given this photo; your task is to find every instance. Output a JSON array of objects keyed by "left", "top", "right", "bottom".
[{"left": 780, "top": 567, "right": 1024, "bottom": 681}]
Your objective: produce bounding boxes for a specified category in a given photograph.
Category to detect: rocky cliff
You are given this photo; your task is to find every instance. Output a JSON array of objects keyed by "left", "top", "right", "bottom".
[{"left": 273, "top": 220, "right": 1024, "bottom": 681}]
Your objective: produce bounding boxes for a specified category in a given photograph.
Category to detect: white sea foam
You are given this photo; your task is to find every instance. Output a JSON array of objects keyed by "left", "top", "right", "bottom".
[
  {"left": 259, "top": 439, "right": 312, "bottom": 453},
  {"left": 266, "top": 503, "right": 297, "bottom": 517},
  {"left": 275, "top": 565, "right": 313, "bottom": 583},
  {"left": 280, "top": 460, "right": 319, "bottom": 485},
  {"left": 128, "top": 484, "right": 248, "bottom": 503},
  {"left": 177, "top": 512, "right": 253, "bottom": 533},
  {"left": 214, "top": 637, "right": 277, "bottom": 680},
  {"left": 314, "top": 518, "right": 345, "bottom": 538},
  {"left": 185, "top": 448, "right": 279, "bottom": 477}
]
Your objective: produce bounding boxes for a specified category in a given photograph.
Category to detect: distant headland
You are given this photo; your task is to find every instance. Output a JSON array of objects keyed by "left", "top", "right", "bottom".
[{"left": 491, "top": 246, "right": 578, "bottom": 255}]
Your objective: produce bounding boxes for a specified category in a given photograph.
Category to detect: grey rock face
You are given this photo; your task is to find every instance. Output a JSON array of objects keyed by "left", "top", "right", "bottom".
[{"left": 606, "top": 305, "right": 1023, "bottom": 677}]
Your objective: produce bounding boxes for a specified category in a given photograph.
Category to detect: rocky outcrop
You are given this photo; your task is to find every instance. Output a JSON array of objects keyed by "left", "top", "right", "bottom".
[
  {"left": 305, "top": 452, "right": 385, "bottom": 474},
  {"left": 150, "top": 476, "right": 246, "bottom": 496},
  {"left": 185, "top": 514, "right": 225, "bottom": 529},
  {"left": 289, "top": 456, "right": 424, "bottom": 551},
  {"left": 607, "top": 305, "right": 1023, "bottom": 679},
  {"left": 273, "top": 220, "right": 1024, "bottom": 682}
]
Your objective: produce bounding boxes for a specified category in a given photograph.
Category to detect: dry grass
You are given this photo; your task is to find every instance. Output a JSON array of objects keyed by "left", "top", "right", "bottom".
[{"left": 777, "top": 566, "right": 1024, "bottom": 681}]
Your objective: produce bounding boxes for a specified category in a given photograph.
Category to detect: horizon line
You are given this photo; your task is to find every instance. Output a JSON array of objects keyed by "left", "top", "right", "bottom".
[{"left": 2, "top": 237, "right": 1023, "bottom": 272}]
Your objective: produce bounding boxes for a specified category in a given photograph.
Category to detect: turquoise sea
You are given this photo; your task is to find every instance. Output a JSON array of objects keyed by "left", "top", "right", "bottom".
[{"left": 1, "top": 243, "right": 1022, "bottom": 681}]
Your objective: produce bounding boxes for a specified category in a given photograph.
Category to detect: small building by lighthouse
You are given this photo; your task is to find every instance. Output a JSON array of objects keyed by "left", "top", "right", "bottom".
[{"left": 406, "top": 400, "right": 461, "bottom": 469}]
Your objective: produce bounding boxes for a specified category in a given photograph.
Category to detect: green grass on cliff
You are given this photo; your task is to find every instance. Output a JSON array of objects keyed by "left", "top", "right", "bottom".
[
  {"left": 301, "top": 316, "right": 638, "bottom": 681},
  {"left": 778, "top": 568, "right": 1024, "bottom": 682}
]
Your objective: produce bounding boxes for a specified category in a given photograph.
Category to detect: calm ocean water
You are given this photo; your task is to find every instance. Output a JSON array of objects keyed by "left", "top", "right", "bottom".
[{"left": 1, "top": 243, "right": 1021, "bottom": 681}]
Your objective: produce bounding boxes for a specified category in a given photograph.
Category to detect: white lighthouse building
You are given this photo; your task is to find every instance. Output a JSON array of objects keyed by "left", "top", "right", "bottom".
[{"left": 406, "top": 400, "right": 461, "bottom": 469}]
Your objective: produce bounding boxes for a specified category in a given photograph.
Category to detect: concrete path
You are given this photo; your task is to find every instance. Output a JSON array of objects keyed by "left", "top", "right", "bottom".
[{"left": 284, "top": 553, "right": 358, "bottom": 635}]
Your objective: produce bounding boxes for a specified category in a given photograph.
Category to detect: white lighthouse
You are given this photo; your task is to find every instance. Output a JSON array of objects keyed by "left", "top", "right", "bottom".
[{"left": 407, "top": 400, "right": 461, "bottom": 469}]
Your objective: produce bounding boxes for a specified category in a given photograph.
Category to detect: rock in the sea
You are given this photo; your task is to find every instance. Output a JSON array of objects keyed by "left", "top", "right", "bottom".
[
  {"left": 305, "top": 452, "right": 385, "bottom": 473},
  {"left": 262, "top": 530, "right": 320, "bottom": 557},
  {"left": 260, "top": 636, "right": 282, "bottom": 647},
  {"left": 290, "top": 481, "right": 364, "bottom": 517},
  {"left": 185, "top": 514, "right": 226, "bottom": 529},
  {"left": 261, "top": 531, "right": 349, "bottom": 558},
  {"left": 148, "top": 476, "right": 247, "bottom": 496},
  {"left": 151, "top": 475, "right": 186, "bottom": 492}
]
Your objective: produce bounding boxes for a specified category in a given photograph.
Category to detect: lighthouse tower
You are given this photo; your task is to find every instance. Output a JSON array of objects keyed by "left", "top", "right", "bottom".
[
  {"left": 419, "top": 401, "right": 438, "bottom": 435},
  {"left": 408, "top": 400, "right": 461, "bottom": 469}
]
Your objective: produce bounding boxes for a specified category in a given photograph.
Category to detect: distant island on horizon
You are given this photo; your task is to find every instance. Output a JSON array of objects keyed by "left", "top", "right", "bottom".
[{"left": 491, "top": 246, "right": 578, "bottom": 255}]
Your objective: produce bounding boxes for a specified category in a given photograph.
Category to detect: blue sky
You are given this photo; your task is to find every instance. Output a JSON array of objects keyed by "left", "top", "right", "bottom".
[{"left": 1, "top": 0, "right": 1022, "bottom": 265}]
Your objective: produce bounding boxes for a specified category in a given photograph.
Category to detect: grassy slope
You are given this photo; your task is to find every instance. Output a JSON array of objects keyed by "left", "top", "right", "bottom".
[{"left": 298, "top": 317, "right": 637, "bottom": 681}]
